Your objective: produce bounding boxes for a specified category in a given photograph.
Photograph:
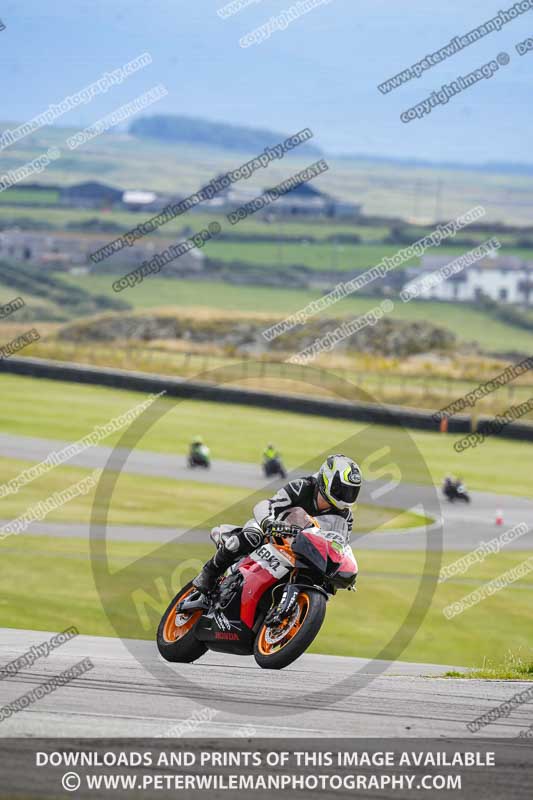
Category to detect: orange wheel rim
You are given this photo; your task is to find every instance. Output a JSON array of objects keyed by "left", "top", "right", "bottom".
[
  {"left": 257, "top": 592, "right": 310, "bottom": 656},
  {"left": 163, "top": 588, "right": 202, "bottom": 643}
]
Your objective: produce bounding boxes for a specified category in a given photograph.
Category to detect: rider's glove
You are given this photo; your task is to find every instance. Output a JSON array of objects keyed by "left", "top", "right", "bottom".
[{"left": 260, "top": 515, "right": 275, "bottom": 533}]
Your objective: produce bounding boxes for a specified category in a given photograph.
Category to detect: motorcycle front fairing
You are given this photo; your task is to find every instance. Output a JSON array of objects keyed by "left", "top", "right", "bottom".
[
  {"left": 291, "top": 513, "right": 358, "bottom": 589},
  {"left": 238, "top": 542, "right": 295, "bottom": 627},
  {"left": 194, "top": 539, "right": 294, "bottom": 655}
]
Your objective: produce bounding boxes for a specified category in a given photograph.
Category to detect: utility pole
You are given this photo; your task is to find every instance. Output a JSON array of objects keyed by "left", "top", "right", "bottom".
[
  {"left": 412, "top": 179, "right": 422, "bottom": 221},
  {"left": 435, "top": 179, "right": 443, "bottom": 223}
]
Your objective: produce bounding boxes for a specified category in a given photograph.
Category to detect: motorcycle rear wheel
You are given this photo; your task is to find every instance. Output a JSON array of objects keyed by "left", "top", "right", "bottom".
[
  {"left": 253, "top": 589, "right": 326, "bottom": 670},
  {"left": 157, "top": 582, "right": 207, "bottom": 663}
]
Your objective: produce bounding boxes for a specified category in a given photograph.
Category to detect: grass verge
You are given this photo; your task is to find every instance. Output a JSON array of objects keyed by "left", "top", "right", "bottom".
[
  {"left": 0, "top": 457, "right": 426, "bottom": 533},
  {"left": 445, "top": 653, "right": 533, "bottom": 680}
]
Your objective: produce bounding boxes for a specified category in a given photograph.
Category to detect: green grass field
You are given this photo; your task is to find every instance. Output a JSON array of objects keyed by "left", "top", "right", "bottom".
[
  {"left": 203, "top": 241, "right": 533, "bottom": 272},
  {"left": 203, "top": 240, "right": 421, "bottom": 270},
  {"left": 0, "top": 188, "right": 60, "bottom": 205},
  {"left": 0, "top": 457, "right": 425, "bottom": 534},
  {"left": 61, "top": 276, "right": 533, "bottom": 353},
  {"left": 0, "top": 202, "right": 390, "bottom": 242},
  {"left": 0, "top": 458, "right": 249, "bottom": 530},
  {"left": 1, "top": 374, "right": 531, "bottom": 496},
  {"left": 1, "top": 535, "right": 531, "bottom": 669}
]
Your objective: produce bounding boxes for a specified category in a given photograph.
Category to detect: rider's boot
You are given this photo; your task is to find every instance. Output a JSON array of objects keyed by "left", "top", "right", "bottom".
[{"left": 192, "top": 547, "right": 235, "bottom": 595}]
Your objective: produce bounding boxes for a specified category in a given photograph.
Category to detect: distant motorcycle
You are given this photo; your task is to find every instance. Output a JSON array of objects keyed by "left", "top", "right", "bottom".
[
  {"left": 443, "top": 480, "right": 470, "bottom": 503},
  {"left": 188, "top": 445, "right": 211, "bottom": 469},
  {"left": 263, "top": 456, "right": 287, "bottom": 479}
]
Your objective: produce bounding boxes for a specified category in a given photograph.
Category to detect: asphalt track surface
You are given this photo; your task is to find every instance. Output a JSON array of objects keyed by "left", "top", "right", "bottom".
[
  {"left": 1, "top": 433, "right": 532, "bottom": 551},
  {"left": 1, "top": 627, "right": 531, "bottom": 738}
]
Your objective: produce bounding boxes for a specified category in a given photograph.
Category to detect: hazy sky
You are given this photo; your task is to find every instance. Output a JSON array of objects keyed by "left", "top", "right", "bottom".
[{"left": 3, "top": 0, "right": 532, "bottom": 162}]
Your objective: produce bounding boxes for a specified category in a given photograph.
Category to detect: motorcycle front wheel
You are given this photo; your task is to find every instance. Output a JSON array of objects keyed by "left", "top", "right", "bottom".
[
  {"left": 253, "top": 589, "right": 326, "bottom": 670},
  {"left": 157, "top": 582, "right": 207, "bottom": 663}
]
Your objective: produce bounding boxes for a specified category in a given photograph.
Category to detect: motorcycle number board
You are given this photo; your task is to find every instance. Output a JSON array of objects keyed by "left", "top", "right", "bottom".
[{"left": 249, "top": 543, "right": 292, "bottom": 579}]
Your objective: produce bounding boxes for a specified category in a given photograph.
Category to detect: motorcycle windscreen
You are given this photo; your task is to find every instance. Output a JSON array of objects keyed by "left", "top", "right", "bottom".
[
  {"left": 313, "top": 513, "right": 349, "bottom": 541},
  {"left": 284, "top": 507, "right": 315, "bottom": 528}
]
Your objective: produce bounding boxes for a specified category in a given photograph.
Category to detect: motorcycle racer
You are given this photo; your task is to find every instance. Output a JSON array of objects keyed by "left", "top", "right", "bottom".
[
  {"left": 190, "top": 434, "right": 206, "bottom": 457},
  {"left": 262, "top": 442, "right": 287, "bottom": 478},
  {"left": 188, "top": 435, "right": 211, "bottom": 468},
  {"left": 263, "top": 443, "right": 279, "bottom": 462},
  {"left": 192, "top": 454, "right": 362, "bottom": 595}
]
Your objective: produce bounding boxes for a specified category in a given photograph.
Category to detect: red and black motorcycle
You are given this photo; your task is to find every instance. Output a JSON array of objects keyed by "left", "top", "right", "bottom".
[{"left": 157, "top": 508, "right": 358, "bottom": 670}]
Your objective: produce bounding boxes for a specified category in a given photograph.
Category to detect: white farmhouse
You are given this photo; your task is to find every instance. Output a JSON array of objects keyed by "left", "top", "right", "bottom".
[{"left": 402, "top": 255, "right": 533, "bottom": 305}]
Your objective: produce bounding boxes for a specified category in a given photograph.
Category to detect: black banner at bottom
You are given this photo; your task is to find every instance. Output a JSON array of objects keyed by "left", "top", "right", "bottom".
[{"left": 0, "top": 738, "right": 531, "bottom": 799}]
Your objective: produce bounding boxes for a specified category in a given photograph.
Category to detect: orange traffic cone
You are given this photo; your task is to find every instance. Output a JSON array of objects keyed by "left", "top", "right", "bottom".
[{"left": 495, "top": 509, "right": 503, "bottom": 526}]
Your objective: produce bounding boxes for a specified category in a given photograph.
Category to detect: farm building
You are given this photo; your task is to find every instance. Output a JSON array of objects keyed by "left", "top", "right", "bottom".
[
  {"left": 403, "top": 254, "right": 533, "bottom": 305},
  {"left": 59, "top": 182, "right": 123, "bottom": 209},
  {"left": 0, "top": 229, "right": 205, "bottom": 274},
  {"left": 259, "top": 182, "right": 361, "bottom": 220}
]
